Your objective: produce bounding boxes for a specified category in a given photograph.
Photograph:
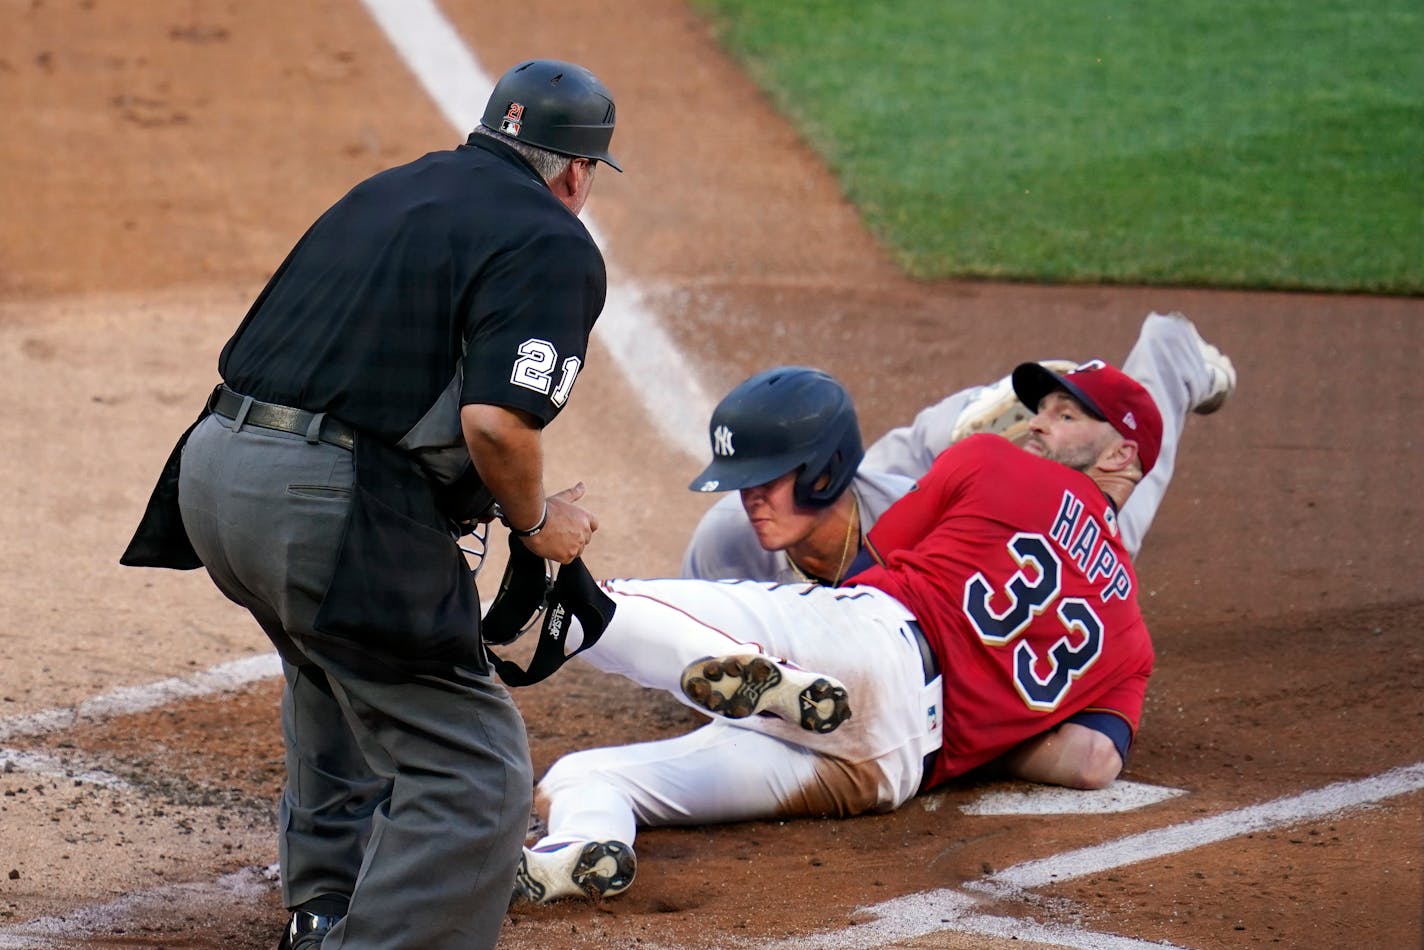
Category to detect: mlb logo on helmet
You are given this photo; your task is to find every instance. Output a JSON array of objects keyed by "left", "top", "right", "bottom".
[{"left": 499, "top": 101, "right": 525, "bottom": 136}]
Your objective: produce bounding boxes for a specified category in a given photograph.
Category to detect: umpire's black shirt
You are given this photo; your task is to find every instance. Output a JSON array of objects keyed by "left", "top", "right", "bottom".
[
  {"left": 155, "top": 133, "right": 612, "bottom": 670},
  {"left": 220, "top": 133, "right": 607, "bottom": 445}
]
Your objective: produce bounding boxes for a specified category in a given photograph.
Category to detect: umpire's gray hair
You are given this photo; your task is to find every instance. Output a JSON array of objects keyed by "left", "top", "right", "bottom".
[{"left": 469, "top": 125, "right": 575, "bottom": 181}]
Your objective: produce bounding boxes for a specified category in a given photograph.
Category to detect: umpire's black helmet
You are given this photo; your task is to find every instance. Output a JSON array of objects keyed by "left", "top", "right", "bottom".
[
  {"left": 481, "top": 59, "right": 622, "bottom": 171},
  {"left": 689, "top": 366, "right": 864, "bottom": 509}
]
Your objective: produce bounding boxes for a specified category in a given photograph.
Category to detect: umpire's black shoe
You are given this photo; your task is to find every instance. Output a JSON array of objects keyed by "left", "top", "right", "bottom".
[
  {"left": 680, "top": 653, "right": 852, "bottom": 734},
  {"left": 276, "top": 910, "right": 341, "bottom": 950}
]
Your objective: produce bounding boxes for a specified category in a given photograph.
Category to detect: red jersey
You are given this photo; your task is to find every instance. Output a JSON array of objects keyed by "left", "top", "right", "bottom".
[{"left": 849, "top": 434, "right": 1154, "bottom": 787}]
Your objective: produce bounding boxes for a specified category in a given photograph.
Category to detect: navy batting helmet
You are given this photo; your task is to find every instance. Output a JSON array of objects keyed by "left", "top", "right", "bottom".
[
  {"left": 481, "top": 59, "right": 622, "bottom": 171},
  {"left": 689, "top": 366, "right": 864, "bottom": 508}
]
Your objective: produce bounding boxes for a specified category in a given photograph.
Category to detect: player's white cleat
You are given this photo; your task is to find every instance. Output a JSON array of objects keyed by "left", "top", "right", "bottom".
[
  {"left": 680, "top": 654, "right": 852, "bottom": 734},
  {"left": 511, "top": 839, "right": 637, "bottom": 905},
  {"left": 951, "top": 359, "right": 1078, "bottom": 445},
  {"left": 1147, "top": 311, "right": 1237, "bottom": 415},
  {"left": 1188, "top": 326, "right": 1236, "bottom": 415}
]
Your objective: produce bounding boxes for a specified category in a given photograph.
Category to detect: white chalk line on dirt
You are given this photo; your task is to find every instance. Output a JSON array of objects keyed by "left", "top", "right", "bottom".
[
  {"left": 755, "top": 887, "right": 1178, "bottom": 950},
  {"left": 0, "top": 654, "right": 280, "bottom": 788},
  {"left": 0, "top": 653, "right": 280, "bottom": 745},
  {"left": 0, "top": 653, "right": 281, "bottom": 793},
  {"left": 0, "top": 867, "right": 273, "bottom": 949},
  {"left": 0, "top": 747, "right": 131, "bottom": 790},
  {"left": 760, "top": 761, "right": 1424, "bottom": 950},
  {"left": 358, "top": 0, "right": 714, "bottom": 461},
  {"left": 967, "top": 759, "right": 1424, "bottom": 899}
]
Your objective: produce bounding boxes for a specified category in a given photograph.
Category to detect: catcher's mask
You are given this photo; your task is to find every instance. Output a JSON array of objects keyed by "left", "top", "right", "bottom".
[
  {"left": 481, "top": 533, "right": 616, "bottom": 687},
  {"left": 480, "top": 59, "right": 622, "bottom": 171},
  {"left": 688, "top": 365, "right": 864, "bottom": 508}
]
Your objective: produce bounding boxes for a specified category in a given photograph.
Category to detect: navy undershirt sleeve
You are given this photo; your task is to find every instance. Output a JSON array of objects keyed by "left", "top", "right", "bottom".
[{"left": 1065, "top": 711, "right": 1133, "bottom": 763}]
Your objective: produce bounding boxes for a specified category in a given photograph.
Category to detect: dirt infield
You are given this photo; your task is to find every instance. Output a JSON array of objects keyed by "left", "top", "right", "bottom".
[{"left": 2, "top": 2, "right": 1420, "bottom": 948}]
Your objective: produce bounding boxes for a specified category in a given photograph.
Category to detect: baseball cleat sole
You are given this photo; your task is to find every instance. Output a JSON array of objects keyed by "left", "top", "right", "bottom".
[
  {"left": 512, "top": 839, "right": 637, "bottom": 905},
  {"left": 680, "top": 654, "right": 852, "bottom": 734}
]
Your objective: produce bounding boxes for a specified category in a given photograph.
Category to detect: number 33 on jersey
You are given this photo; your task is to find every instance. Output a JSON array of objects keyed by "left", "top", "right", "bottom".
[{"left": 851, "top": 434, "right": 1154, "bottom": 782}]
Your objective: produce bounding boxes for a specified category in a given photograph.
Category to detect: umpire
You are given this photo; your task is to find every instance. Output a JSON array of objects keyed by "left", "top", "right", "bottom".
[{"left": 122, "top": 59, "right": 619, "bottom": 950}]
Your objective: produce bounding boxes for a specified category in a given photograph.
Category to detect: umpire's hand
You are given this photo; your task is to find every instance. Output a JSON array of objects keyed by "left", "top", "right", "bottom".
[{"left": 523, "top": 482, "right": 598, "bottom": 565}]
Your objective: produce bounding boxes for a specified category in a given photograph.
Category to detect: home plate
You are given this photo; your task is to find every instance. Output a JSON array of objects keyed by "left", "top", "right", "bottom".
[{"left": 958, "top": 780, "right": 1187, "bottom": 815}]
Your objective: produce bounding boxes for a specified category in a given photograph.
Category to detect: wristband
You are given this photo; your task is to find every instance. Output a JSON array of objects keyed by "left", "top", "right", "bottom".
[{"left": 503, "top": 502, "right": 548, "bottom": 538}]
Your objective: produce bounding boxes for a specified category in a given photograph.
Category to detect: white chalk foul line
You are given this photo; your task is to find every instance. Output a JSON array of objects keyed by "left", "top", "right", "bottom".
[
  {"left": 0, "top": 866, "right": 273, "bottom": 948},
  {"left": 767, "top": 761, "right": 1424, "bottom": 950},
  {"left": 754, "top": 888, "right": 1181, "bottom": 950},
  {"left": 0, "top": 747, "right": 131, "bottom": 789},
  {"left": 358, "top": 0, "right": 714, "bottom": 460},
  {"left": 967, "top": 760, "right": 1424, "bottom": 899},
  {"left": 356, "top": 0, "right": 483, "bottom": 134},
  {"left": 0, "top": 653, "right": 280, "bottom": 744}
]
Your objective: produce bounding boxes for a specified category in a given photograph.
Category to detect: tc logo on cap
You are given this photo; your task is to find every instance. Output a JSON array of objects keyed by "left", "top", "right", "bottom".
[{"left": 499, "top": 101, "right": 524, "bottom": 136}]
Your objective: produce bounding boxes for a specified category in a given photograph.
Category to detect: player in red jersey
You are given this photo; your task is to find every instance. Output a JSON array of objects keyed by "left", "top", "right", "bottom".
[
  {"left": 512, "top": 360, "right": 1163, "bottom": 905},
  {"left": 855, "top": 425, "right": 1153, "bottom": 785}
]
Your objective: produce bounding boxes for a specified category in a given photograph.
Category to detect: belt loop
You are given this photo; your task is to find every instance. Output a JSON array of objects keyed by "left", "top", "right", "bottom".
[
  {"left": 231, "top": 394, "right": 255, "bottom": 432},
  {"left": 305, "top": 411, "right": 326, "bottom": 444}
]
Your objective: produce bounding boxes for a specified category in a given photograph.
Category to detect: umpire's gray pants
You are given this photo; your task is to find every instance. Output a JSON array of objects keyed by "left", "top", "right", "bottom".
[{"left": 178, "top": 414, "right": 532, "bottom": 950}]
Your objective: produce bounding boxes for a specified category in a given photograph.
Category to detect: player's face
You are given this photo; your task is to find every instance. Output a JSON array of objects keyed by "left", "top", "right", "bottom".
[
  {"left": 1024, "top": 391, "right": 1116, "bottom": 471},
  {"left": 739, "top": 470, "right": 822, "bottom": 552}
]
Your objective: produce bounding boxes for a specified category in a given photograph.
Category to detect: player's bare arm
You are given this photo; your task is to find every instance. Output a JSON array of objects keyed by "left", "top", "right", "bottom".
[{"left": 999, "top": 722, "right": 1124, "bottom": 790}]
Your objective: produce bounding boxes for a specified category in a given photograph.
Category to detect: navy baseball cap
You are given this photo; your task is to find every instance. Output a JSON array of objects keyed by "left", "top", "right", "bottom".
[{"left": 1011, "top": 360, "right": 1163, "bottom": 474}]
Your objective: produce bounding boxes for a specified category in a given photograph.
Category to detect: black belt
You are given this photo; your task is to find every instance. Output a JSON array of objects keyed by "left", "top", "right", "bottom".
[
  {"left": 208, "top": 384, "right": 355, "bottom": 451},
  {"left": 905, "top": 620, "right": 939, "bottom": 685}
]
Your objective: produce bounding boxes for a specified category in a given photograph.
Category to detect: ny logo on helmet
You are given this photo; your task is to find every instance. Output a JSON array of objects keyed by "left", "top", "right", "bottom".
[{"left": 712, "top": 424, "right": 735, "bottom": 457}]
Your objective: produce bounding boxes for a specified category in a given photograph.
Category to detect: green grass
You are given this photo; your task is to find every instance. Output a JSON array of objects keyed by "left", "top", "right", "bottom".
[{"left": 691, "top": 0, "right": 1424, "bottom": 292}]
